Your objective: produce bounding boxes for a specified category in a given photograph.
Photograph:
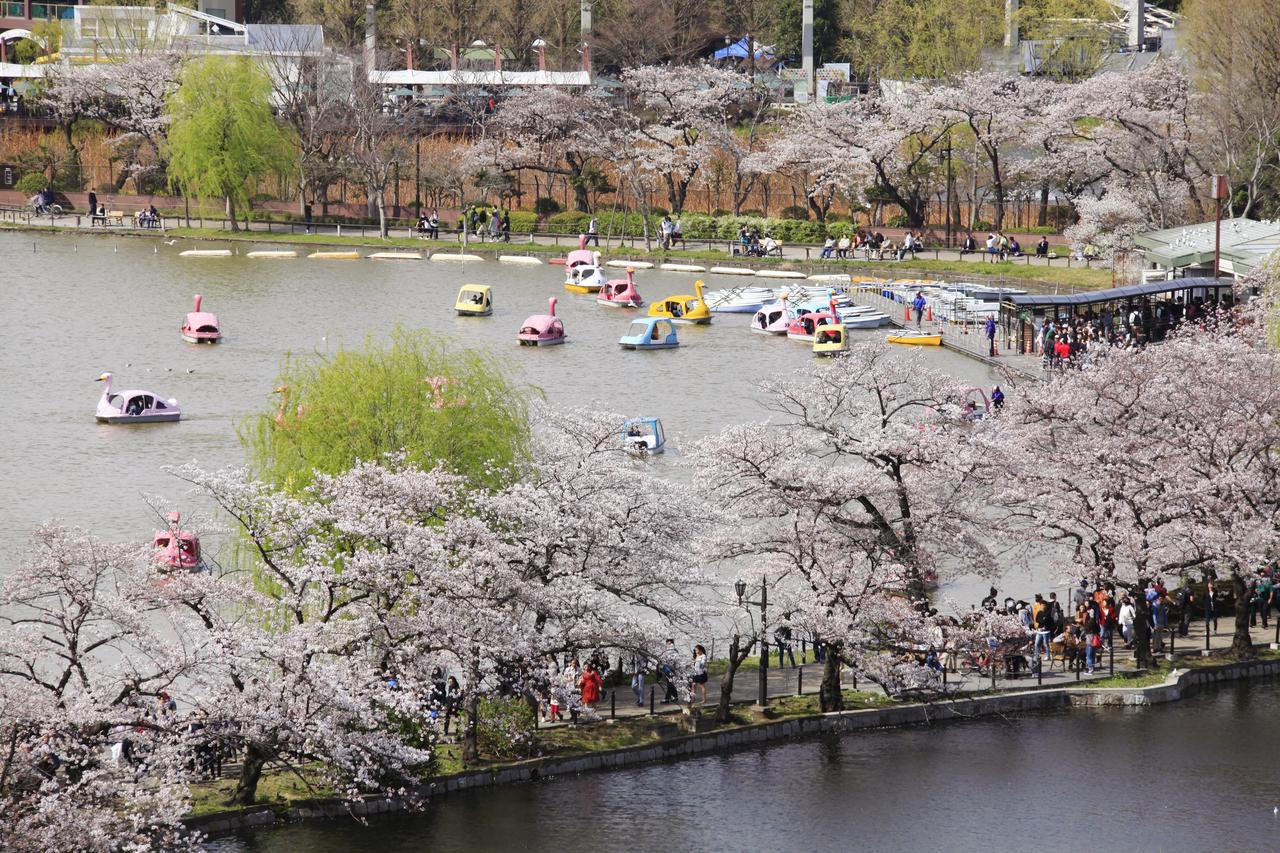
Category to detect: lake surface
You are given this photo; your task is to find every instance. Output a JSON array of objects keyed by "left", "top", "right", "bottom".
[
  {"left": 0, "top": 231, "right": 994, "bottom": 577},
  {"left": 210, "top": 677, "right": 1280, "bottom": 853}
]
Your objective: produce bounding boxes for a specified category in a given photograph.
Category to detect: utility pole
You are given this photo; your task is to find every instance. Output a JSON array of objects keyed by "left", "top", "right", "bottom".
[
  {"left": 735, "top": 579, "right": 769, "bottom": 708},
  {"left": 1211, "top": 174, "right": 1227, "bottom": 278},
  {"left": 800, "top": 0, "right": 814, "bottom": 104}
]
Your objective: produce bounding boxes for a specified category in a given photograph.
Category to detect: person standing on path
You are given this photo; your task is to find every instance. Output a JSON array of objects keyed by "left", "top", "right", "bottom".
[
  {"left": 489, "top": 210, "right": 501, "bottom": 242},
  {"left": 587, "top": 216, "right": 599, "bottom": 247},
  {"left": 1032, "top": 594, "right": 1052, "bottom": 661},
  {"left": 629, "top": 655, "right": 646, "bottom": 706},
  {"left": 661, "top": 638, "right": 680, "bottom": 703},
  {"left": 775, "top": 625, "right": 797, "bottom": 668},
  {"left": 580, "top": 662, "right": 602, "bottom": 711},
  {"left": 985, "top": 315, "right": 997, "bottom": 356},
  {"left": 689, "top": 645, "right": 708, "bottom": 705},
  {"left": 912, "top": 291, "right": 926, "bottom": 327},
  {"left": 1204, "top": 578, "right": 1218, "bottom": 636},
  {"left": 1119, "top": 596, "right": 1136, "bottom": 648}
]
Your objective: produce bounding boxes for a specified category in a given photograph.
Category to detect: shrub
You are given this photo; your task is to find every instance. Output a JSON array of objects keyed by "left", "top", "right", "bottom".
[
  {"left": 779, "top": 205, "right": 809, "bottom": 220},
  {"left": 546, "top": 210, "right": 591, "bottom": 233},
  {"left": 15, "top": 173, "right": 48, "bottom": 195},
  {"left": 974, "top": 220, "right": 994, "bottom": 231},
  {"left": 477, "top": 696, "right": 538, "bottom": 760},
  {"left": 507, "top": 210, "right": 538, "bottom": 232},
  {"left": 742, "top": 209, "right": 764, "bottom": 217},
  {"left": 886, "top": 214, "right": 911, "bottom": 228},
  {"left": 534, "top": 196, "right": 562, "bottom": 217},
  {"left": 712, "top": 208, "right": 731, "bottom": 217},
  {"left": 650, "top": 206, "right": 669, "bottom": 217}
]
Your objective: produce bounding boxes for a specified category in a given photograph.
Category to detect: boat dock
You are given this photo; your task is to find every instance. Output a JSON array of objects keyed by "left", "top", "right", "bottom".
[{"left": 845, "top": 286, "right": 1043, "bottom": 380}]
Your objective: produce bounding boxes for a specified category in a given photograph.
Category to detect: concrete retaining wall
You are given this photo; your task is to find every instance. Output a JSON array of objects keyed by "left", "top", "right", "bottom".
[{"left": 189, "top": 658, "right": 1280, "bottom": 839}]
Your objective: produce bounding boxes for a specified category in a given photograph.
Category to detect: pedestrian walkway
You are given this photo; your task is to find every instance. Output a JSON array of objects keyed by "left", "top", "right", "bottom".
[{"left": 553, "top": 618, "right": 1278, "bottom": 728}]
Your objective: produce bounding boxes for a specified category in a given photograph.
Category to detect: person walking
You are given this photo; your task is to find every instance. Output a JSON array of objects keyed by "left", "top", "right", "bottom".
[
  {"left": 1119, "top": 596, "right": 1136, "bottom": 648},
  {"left": 911, "top": 291, "right": 926, "bottom": 327},
  {"left": 661, "top": 638, "right": 680, "bottom": 703},
  {"left": 1175, "top": 580, "right": 1194, "bottom": 637},
  {"left": 1083, "top": 615, "right": 1100, "bottom": 674},
  {"left": 985, "top": 315, "right": 997, "bottom": 356},
  {"left": 587, "top": 216, "right": 599, "bottom": 247},
  {"left": 629, "top": 655, "right": 646, "bottom": 706},
  {"left": 775, "top": 625, "right": 797, "bottom": 668},
  {"left": 1032, "top": 594, "right": 1053, "bottom": 662},
  {"left": 489, "top": 209, "right": 501, "bottom": 242},
  {"left": 689, "top": 645, "right": 708, "bottom": 705},
  {"left": 579, "top": 662, "right": 602, "bottom": 711}
]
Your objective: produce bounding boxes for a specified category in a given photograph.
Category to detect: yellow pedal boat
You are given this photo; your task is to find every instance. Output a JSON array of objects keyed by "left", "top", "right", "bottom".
[
  {"left": 886, "top": 330, "right": 942, "bottom": 346},
  {"left": 812, "top": 322, "right": 847, "bottom": 356},
  {"left": 455, "top": 284, "right": 492, "bottom": 316},
  {"left": 648, "top": 279, "right": 711, "bottom": 324}
]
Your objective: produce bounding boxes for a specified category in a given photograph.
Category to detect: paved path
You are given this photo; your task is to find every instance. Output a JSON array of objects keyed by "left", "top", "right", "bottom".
[
  {"left": 558, "top": 617, "right": 1278, "bottom": 728},
  {"left": 0, "top": 207, "right": 1097, "bottom": 288}
]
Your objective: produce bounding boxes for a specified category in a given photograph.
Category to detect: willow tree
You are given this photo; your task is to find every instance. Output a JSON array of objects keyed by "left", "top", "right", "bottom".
[
  {"left": 242, "top": 328, "right": 532, "bottom": 492},
  {"left": 165, "top": 56, "right": 293, "bottom": 231}
]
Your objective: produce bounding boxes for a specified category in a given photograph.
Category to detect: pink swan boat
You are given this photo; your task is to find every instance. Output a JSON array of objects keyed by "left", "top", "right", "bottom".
[
  {"left": 181, "top": 294, "right": 221, "bottom": 343},
  {"left": 596, "top": 268, "right": 643, "bottom": 308},
  {"left": 153, "top": 511, "right": 202, "bottom": 571},
  {"left": 95, "top": 372, "right": 181, "bottom": 424},
  {"left": 564, "top": 234, "right": 596, "bottom": 270},
  {"left": 518, "top": 297, "right": 567, "bottom": 346},
  {"left": 786, "top": 310, "right": 841, "bottom": 343},
  {"left": 750, "top": 297, "right": 791, "bottom": 334}
]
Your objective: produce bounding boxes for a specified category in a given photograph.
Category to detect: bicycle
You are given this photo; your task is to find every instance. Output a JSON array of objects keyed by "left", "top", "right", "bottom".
[{"left": 29, "top": 200, "right": 64, "bottom": 217}]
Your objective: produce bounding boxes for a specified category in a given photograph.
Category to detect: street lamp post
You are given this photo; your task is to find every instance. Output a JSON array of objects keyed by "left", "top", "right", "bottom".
[{"left": 735, "top": 578, "right": 769, "bottom": 707}]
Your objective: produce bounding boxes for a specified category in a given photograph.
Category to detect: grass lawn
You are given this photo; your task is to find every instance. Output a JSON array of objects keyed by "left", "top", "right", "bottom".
[{"left": 188, "top": 767, "right": 333, "bottom": 817}]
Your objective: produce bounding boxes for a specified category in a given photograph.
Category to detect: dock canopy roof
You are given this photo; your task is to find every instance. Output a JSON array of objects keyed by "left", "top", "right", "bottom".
[{"left": 1004, "top": 277, "right": 1235, "bottom": 309}]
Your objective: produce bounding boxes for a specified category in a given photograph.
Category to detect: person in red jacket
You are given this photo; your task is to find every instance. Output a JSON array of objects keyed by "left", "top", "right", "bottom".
[{"left": 580, "top": 662, "right": 603, "bottom": 709}]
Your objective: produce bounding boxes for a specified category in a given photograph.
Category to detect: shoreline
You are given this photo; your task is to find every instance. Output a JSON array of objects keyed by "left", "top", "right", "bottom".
[
  {"left": 186, "top": 654, "right": 1280, "bottom": 840},
  {"left": 0, "top": 219, "right": 1109, "bottom": 292}
]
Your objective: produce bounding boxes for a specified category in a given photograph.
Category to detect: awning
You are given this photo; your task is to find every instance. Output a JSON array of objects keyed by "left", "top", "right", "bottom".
[
  {"left": 0, "top": 62, "right": 47, "bottom": 79},
  {"left": 1005, "top": 276, "right": 1235, "bottom": 308}
]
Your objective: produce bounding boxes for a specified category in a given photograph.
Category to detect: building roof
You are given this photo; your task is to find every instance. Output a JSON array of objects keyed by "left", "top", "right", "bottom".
[
  {"left": 372, "top": 69, "right": 592, "bottom": 87},
  {"left": 1135, "top": 217, "right": 1280, "bottom": 272},
  {"left": 1005, "top": 276, "right": 1233, "bottom": 308}
]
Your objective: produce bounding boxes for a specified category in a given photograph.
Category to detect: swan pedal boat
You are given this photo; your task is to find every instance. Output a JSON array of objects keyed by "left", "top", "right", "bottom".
[
  {"left": 181, "top": 294, "right": 221, "bottom": 343},
  {"left": 887, "top": 330, "right": 943, "bottom": 346},
  {"left": 619, "top": 317, "right": 679, "bottom": 349},
  {"left": 787, "top": 311, "right": 840, "bottom": 343},
  {"left": 750, "top": 299, "right": 791, "bottom": 334},
  {"left": 518, "top": 297, "right": 566, "bottom": 346},
  {"left": 455, "top": 284, "right": 493, "bottom": 316},
  {"left": 648, "top": 279, "right": 710, "bottom": 324},
  {"left": 597, "top": 269, "right": 643, "bottom": 308},
  {"left": 565, "top": 260, "right": 607, "bottom": 293},
  {"left": 623, "top": 417, "right": 666, "bottom": 454},
  {"left": 153, "top": 511, "right": 203, "bottom": 572},
  {"left": 95, "top": 373, "right": 180, "bottom": 424}
]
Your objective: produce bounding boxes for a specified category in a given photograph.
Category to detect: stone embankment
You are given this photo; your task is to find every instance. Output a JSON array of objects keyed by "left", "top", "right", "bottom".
[{"left": 188, "top": 656, "right": 1280, "bottom": 839}]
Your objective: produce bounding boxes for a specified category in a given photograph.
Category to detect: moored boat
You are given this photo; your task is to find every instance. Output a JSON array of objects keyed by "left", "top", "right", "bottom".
[
  {"left": 786, "top": 311, "right": 840, "bottom": 343},
  {"left": 812, "top": 322, "right": 848, "bottom": 356},
  {"left": 887, "top": 330, "right": 942, "bottom": 346}
]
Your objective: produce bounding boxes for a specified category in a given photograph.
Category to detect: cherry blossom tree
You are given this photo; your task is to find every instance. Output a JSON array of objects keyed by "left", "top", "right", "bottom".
[
  {"left": 0, "top": 527, "right": 202, "bottom": 852},
  {"left": 621, "top": 64, "right": 746, "bottom": 214},
  {"left": 472, "top": 88, "right": 616, "bottom": 212},
  {"left": 970, "top": 304, "right": 1280, "bottom": 665},
  {"left": 925, "top": 72, "right": 1047, "bottom": 230},
  {"left": 694, "top": 343, "right": 996, "bottom": 708}
]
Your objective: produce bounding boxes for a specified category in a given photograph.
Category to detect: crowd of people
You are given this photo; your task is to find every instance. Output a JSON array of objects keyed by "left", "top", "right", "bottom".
[
  {"left": 819, "top": 230, "right": 925, "bottom": 261},
  {"left": 733, "top": 225, "right": 782, "bottom": 257},
  {"left": 1034, "top": 295, "right": 1226, "bottom": 368},
  {"left": 958, "top": 232, "right": 1049, "bottom": 261}
]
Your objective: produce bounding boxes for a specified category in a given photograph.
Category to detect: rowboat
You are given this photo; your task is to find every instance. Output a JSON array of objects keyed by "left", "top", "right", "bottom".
[{"left": 887, "top": 330, "right": 942, "bottom": 346}]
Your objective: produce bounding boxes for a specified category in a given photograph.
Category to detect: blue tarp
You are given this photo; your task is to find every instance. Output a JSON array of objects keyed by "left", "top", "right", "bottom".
[{"left": 713, "top": 38, "right": 772, "bottom": 60}]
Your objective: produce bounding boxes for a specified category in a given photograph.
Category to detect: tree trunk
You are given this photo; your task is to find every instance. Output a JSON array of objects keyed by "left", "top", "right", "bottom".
[
  {"left": 715, "top": 635, "right": 753, "bottom": 723},
  {"left": 226, "top": 195, "right": 239, "bottom": 233},
  {"left": 818, "top": 646, "right": 843, "bottom": 713},
  {"left": 1037, "top": 182, "right": 1049, "bottom": 227},
  {"left": 1230, "top": 571, "right": 1255, "bottom": 659},
  {"left": 460, "top": 690, "right": 480, "bottom": 764},
  {"left": 376, "top": 189, "right": 388, "bottom": 238},
  {"left": 229, "top": 742, "right": 267, "bottom": 806}
]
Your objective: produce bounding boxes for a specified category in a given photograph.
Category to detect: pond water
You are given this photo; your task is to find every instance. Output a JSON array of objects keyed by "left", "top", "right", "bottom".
[
  {"left": 209, "top": 677, "right": 1280, "bottom": 853},
  {"left": 0, "top": 231, "right": 995, "bottom": 577}
]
